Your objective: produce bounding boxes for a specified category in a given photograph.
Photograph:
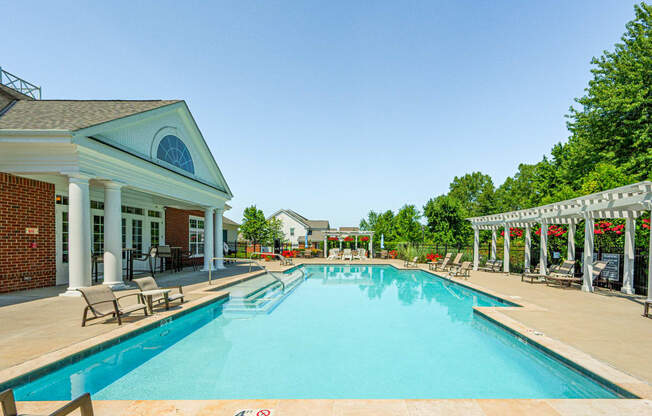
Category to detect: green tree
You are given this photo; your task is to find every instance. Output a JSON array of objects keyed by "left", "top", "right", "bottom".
[
  {"left": 423, "top": 195, "right": 471, "bottom": 247},
  {"left": 394, "top": 205, "right": 423, "bottom": 243},
  {"left": 240, "top": 205, "right": 268, "bottom": 246},
  {"left": 266, "top": 217, "right": 285, "bottom": 245},
  {"left": 448, "top": 172, "right": 495, "bottom": 217},
  {"left": 579, "top": 162, "right": 635, "bottom": 194},
  {"left": 567, "top": 2, "right": 652, "bottom": 181},
  {"left": 359, "top": 210, "right": 379, "bottom": 231}
]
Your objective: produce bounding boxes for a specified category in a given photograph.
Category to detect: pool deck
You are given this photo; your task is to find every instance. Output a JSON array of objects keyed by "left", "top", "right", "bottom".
[{"left": 2, "top": 259, "right": 652, "bottom": 415}]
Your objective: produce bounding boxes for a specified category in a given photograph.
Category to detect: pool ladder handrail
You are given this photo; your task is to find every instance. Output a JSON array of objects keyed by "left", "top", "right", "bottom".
[{"left": 208, "top": 253, "right": 305, "bottom": 291}]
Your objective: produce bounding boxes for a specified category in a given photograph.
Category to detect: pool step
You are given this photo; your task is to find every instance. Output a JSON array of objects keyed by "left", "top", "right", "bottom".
[{"left": 222, "top": 271, "right": 305, "bottom": 316}]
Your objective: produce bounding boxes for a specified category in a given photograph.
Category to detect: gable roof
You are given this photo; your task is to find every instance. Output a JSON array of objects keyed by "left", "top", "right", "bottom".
[
  {"left": 0, "top": 99, "right": 180, "bottom": 131},
  {"left": 268, "top": 209, "right": 330, "bottom": 230},
  {"left": 307, "top": 220, "right": 330, "bottom": 229},
  {"left": 223, "top": 216, "right": 240, "bottom": 227}
]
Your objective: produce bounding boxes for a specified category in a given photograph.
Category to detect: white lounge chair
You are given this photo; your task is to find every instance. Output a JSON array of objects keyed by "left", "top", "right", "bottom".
[
  {"left": 352, "top": 249, "right": 362, "bottom": 260},
  {"left": 404, "top": 257, "right": 418, "bottom": 268},
  {"left": 342, "top": 249, "right": 353, "bottom": 261},
  {"left": 358, "top": 249, "right": 367, "bottom": 260},
  {"left": 328, "top": 248, "right": 340, "bottom": 260}
]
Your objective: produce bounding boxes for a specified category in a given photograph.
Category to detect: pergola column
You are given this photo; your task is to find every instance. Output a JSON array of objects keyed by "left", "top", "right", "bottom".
[
  {"left": 503, "top": 223, "right": 510, "bottom": 274},
  {"left": 324, "top": 236, "right": 327, "bottom": 258},
  {"left": 582, "top": 216, "right": 594, "bottom": 292},
  {"left": 62, "top": 176, "right": 92, "bottom": 296},
  {"left": 472, "top": 226, "right": 479, "bottom": 271},
  {"left": 369, "top": 234, "right": 373, "bottom": 258},
  {"left": 647, "top": 209, "right": 652, "bottom": 302},
  {"left": 355, "top": 236, "right": 358, "bottom": 249},
  {"left": 102, "top": 181, "right": 126, "bottom": 289},
  {"left": 567, "top": 221, "right": 576, "bottom": 261},
  {"left": 214, "top": 207, "right": 225, "bottom": 269},
  {"left": 622, "top": 217, "right": 635, "bottom": 295},
  {"left": 539, "top": 222, "right": 548, "bottom": 276},
  {"left": 202, "top": 207, "right": 215, "bottom": 271},
  {"left": 524, "top": 224, "right": 531, "bottom": 271},
  {"left": 491, "top": 229, "right": 497, "bottom": 260}
]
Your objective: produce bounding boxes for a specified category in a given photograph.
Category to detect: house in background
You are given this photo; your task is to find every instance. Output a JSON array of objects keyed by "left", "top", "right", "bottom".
[
  {"left": 267, "top": 209, "right": 330, "bottom": 249},
  {"left": 0, "top": 68, "right": 233, "bottom": 294}
]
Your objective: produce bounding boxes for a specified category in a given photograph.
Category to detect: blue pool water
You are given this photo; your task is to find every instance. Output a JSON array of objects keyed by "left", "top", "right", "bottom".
[{"left": 14, "top": 265, "right": 620, "bottom": 400}]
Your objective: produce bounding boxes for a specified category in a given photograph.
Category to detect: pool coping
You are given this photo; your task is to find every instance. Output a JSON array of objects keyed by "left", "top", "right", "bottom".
[{"left": 3, "top": 261, "right": 652, "bottom": 414}]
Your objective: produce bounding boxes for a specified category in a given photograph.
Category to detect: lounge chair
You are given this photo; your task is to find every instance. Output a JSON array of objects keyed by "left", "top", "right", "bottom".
[
  {"left": 522, "top": 261, "right": 571, "bottom": 283},
  {"left": 445, "top": 253, "right": 464, "bottom": 271},
  {"left": 486, "top": 259, "right": 503, "bottom": 272},
  {"left": 1, "top": 389, "right": 94, "bottom": 416},
  {"left": 352, "top": 249, "right": 363, "bottom": 260},
  {"left": 545, "top": 260, "right": 588, "bottom": 287},
  {"left": 434, "top": 256, "right": 450, "bottom": 272},
  {"left": 358, "top": 249, "right": 367, "bottom": 260},
  {"left": 478, "top": 259, "right": 497, "bottom": 272},
  {"left": 429, "top": 253, "right": 451, "bottom": 271},
  {"left": 644, "top": 299, "right": 652, "bottom": 317},
  {"left": 404, "top": 257, "right": 418, "bottom": 268},
  {"left": 327, "top": 248, "right": 340, "bottom": 260},
  {"left": 450, "top": 261, "right": 472, "bottom": 279},
  {"left": 342, "top": 249, "right": 353, "bottom": 261},
  {"left": 380, "top": 250, "right": 388, "bottom": 259},
  {"left": 280, "top": 255, "right": 293, "bottom": 266},
  {"left": 133, "top": 276, "right": 184, "bottom": 311},
  {"left": 77, "top": 285, "right": 148, "bottom": 327}
]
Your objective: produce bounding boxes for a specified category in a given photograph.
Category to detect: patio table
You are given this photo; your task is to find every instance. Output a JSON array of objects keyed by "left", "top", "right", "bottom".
[{"left": 140, "top": 288, "right": 171, "bottom": 313}]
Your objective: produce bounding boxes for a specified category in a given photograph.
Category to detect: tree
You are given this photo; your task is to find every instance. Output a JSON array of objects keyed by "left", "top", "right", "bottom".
[
  {"left": 566, "top": 2, "right": 652, "bottom": 181},
  {"left": 579, "top": 162, "right": 635, "bottom": 195},
  {"left": 359, "top": 210, "right": 379, "bottom": 231},
  {"left": 240, "top": 205, "right": 268, "bottom": 246},
  {"left": 394, "top": 205, "right": 423, "bottom": 243},
  {"left": 266, "top": 217, "right": 285, "bottom": 245},
  {"left": 448, "top": 172, "right": 495, "bottom": 217},
  {"left": 423, "top": 195, "right": 471, "bottom": 247}
]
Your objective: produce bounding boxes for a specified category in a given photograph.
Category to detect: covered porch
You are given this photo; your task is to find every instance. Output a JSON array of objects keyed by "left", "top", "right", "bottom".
[{"left": 322, "top": 230, "right": 375, "bottom": 258}]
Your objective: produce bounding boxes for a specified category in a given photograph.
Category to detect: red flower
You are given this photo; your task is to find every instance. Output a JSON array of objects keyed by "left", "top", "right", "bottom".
[
  {"left": 344, "top": 236, "right": 354, "bottom": 242},
  {"left": 328, "top": 237, "right": 339, "bottom": 241},
  {"left": 389, "top": 250, "right": 398, "bottom": 259},
  {"left": 359, "top": 236, "right": 370, "bottom": 242}
]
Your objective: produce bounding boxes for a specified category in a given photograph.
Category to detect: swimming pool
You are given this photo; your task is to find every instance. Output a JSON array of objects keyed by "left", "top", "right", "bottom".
[{"left": 13, "top": 265, "right": 623, "bottom": 400}]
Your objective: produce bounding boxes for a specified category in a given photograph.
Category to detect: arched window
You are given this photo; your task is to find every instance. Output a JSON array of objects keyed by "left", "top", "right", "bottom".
[{"left": 156, "top": 135, "right": 195, "bottom": 174}]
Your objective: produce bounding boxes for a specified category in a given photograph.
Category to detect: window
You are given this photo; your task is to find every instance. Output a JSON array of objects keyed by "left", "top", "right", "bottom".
[
  {"left": 148, "top": 210, "right": 161, "bottom": 218},
  {"left": 121, "top": 218, "right": 126, "bottom": 249},
  {"left": 93, "top": 215, "right": 104, "bottom": 253},
  {"left": 62, "top": 211, "right": 69, "bottom": 263},
  {"left": 151, "top": 222, "right": 160, "bottom": 247},
  {"left": 55, "top": 195, "right": 68, "bottom": 205},
  {"left": 290, "top": 228, "right": 295, "bottom": 236},
  {"left": 156, "top": 135, "right": 195, "bottom": 174},
  {"left": 132, "top": 220, "right": 143, "bottom": 255},
  {"left": 189, "top": 216, "right": 205, "bottom": 257},
  {"left": 91, "top": 200, "right": 104, "bottom": 210},
  {"left": 122, "top": 205, "right": 143, "bottom": 215}
]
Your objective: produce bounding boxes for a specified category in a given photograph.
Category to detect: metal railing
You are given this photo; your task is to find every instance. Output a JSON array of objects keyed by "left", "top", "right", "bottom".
[
  {"left": 207, "top": 253, "right": 304, "bottom": 291},
  {"left": 0, "top": 67, "right": 41, "bottom": 99}
]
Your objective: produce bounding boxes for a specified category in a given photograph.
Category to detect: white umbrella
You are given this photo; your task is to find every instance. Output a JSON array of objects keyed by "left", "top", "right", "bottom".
[{"left": 381, "top": 234, "right": 384, "bottom": 249}]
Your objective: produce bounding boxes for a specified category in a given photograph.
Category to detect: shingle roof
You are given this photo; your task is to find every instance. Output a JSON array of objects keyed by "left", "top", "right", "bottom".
[
  {"left": 223, "top": 216, "right": 240, "bottom": 227},
  {"left": 306, "top": 220, "right": 330, "bottom": 229},
  {"left": 0, "top": 99, "right": 180, "bottom": 131}
]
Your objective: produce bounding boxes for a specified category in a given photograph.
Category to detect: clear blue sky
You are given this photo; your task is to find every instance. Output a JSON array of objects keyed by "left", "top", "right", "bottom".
[{"left": 3, "top": 1, "right": 640, "bottom": 227}]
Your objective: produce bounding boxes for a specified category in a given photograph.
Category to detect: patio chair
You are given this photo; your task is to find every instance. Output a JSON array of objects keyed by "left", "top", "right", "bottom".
[
  {"left": 450, "top": 261, "right": 472, "bottom": 279},
  {"left": 0, "top": 388, "right": 94, "bottom": 416},
  {"left": 156, "top": 245, "right": 173, "bottom": 272},
  {"left": 358, "top": 249, "right": 367, "bottom": 260},
  {"left": 486, "top": 259, "right": 503, "bottom": 272},
  {"left": 433, "top": 256, "right": 451, "bottom": 272},
  {"left": 77, "top": 285, "right": 148, "bottom": 327},
  {"left": 478, "top": 259, "right": 496, "bottom": 272},
  {"left": 545, "top": 260, "right": 588, "bottom": 288},
  {"left": 644, "top": 299, "right": 652, "bottom": 318},
  {"left": 327, "top": 248, "right": 340, "bottom": 260},
  {"left": 342, "top": 249, "right": 353, "bottom": 261},
  {"left": 352, "top": 250, "right": 362, "bottom": 260},
  {"left": 181, "top": 249, "right": 200, "bottom": 271},
  {"left": 445, "top": 253, "right": 464, "bottom": 271},
  {"left": 133, "top": 276, "right": 184, "bottom": 311},
  {"left": 404, "top": 256, "right": 418, "bottom": 268},
  {"left": 280, "top": 254, "right": 294, "bottom": 266},
  {"left": 131, "top": 246, "right": 157, "bottom": 278},
  {"left": 521, "top": 261, "right": 562, "bottom": 283},
  {"left": 380, "top": 250, "right": 388, "bottom": 259},
  {"left": 429, "top": 253, "right": 451, "bottom": 271}
]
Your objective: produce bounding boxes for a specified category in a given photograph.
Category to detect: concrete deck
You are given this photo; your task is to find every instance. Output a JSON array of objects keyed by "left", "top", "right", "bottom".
[{"left": 2, "top": 259, "right": 652, "bottom": 415}]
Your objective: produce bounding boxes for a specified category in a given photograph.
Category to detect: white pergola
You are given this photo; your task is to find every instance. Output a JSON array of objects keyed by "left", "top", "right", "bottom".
[
  {"left": 467, "top": 181, "right": 652, "bottom": 299},
  {"left": 322, "top": 230, "right": 374, "bottom": 258}
]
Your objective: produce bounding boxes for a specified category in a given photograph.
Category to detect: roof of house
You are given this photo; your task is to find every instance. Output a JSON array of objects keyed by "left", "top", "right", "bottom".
[
  {"left": 268, "top": 209, "right": 330, "bottom": 230},
  {"left": 222, "top": 216, "right": 240, "bottom": 227},
  {"left": 339, "top": 226, "right": 359, "bottom": 232},
  {"left": 0, "top": 99, "right": 180, "bottom": 131}
]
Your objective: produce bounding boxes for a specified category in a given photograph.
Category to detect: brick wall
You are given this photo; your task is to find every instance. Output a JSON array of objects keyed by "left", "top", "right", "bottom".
[
  {"left": 165, "top": 207, "right": 205, "bottom": 266},
  {"left": 0, "top": 173, "right": 55, "bottom": 293}
]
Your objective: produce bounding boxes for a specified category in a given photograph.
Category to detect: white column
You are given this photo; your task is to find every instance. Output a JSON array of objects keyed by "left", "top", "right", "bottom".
[
  {"left": 622, "top": 217, "right": 635, "bottom": 295},
  {"left": 582, "top": 216, "right": 594, "bottom": 292},
  {"left": 567, "top": 221, "right": 576, "bottom": 261},
  {"left": 540, "top": 222, "right": 548, "bottom": 276},
  {"left": 647, "top": 210, "right": 652, "bottom": 301},
  {"left": 491, "top": 229, "right": 497, "bottom": 260},
  {"left": 324, "top": 236, "right": 327, "bottom": 258},
  {"left": 503, "top": 224, "right": 510, "bottom": 273},
  {"left": 214, "top": 207, "right": 225, "bottom": 269},
  {"left": 369, "top": 235, "right": 373, "bottom": 258},
  {"left": 62, "top": 177, "right": 91, "bottom": 296},
  {"left": 202, "top": 207, "right": 215, "bottom": 271},
  {"left": 355, "top": 236, "right": 358, "bottom": 249},
  {"left": 524, "top": 224, "right": 531, "bottom": 271},
  {"left": 102, "top": 182, "right": 127, "bottom": 289},
  {"left": 472, "top": 227, "right": 479, "bottom": 271}
]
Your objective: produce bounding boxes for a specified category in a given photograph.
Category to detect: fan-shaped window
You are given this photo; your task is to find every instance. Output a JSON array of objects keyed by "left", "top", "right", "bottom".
[{"left": 156, "top": 135, "right": 195, "bottom": 174}]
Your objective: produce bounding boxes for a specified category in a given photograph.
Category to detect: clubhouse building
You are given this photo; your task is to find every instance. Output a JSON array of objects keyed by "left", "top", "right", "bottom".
[{"left": 0, "top": 72, "right": 233, "bottom": 295}]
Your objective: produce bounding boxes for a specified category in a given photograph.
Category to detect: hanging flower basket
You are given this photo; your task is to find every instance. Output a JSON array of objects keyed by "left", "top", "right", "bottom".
[
  {"left": 359, "top": 236, "right": 370, "bottom": 242},
  {"left": 328, "top": 237, "right": 339, "bottom": 241},
  {"left": 643, "top": 219, "right": 650, "bottom": 230},
  {"left": 344, "top": 236, "right": 354, "bottom": 242}
]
